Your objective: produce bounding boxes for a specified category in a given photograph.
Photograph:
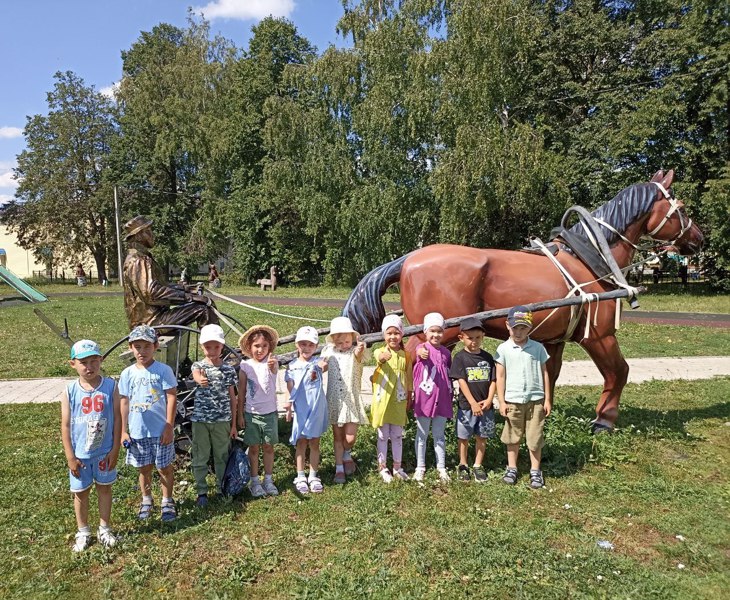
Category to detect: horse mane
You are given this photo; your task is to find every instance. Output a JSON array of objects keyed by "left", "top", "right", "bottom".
[{"left": 566, "top": 183, "right": 658, "bottom": 245}]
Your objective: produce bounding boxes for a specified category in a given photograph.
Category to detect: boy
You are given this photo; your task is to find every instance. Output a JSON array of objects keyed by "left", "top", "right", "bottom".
[
  {"left": 119, "top": 325, "right": 179, "bottom": 521},
  {"left": 190, "top": 324, "right": 237, "bottom": 507},
  {"left": 449, "top": 317, "right": 497, "bottom": 482},
  {"left": 61, "top": 340, "right": 121, "bottom": 551},
  {"left": 495, "top": 306, "right": 551, "bottom": 489}
]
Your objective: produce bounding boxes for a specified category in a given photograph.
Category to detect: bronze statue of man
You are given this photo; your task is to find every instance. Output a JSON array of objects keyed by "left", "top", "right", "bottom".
[{"left": 122, "top": 216, "right": 218, "bottom": 330}]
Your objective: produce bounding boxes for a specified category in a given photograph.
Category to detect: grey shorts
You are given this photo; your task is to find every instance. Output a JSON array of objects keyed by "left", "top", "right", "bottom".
[
  {"left": 243, "top": 411, "right": 279, "bottom": 446},
  {"left": 456, "top": 407, "right": 496, "bottom": 440}
]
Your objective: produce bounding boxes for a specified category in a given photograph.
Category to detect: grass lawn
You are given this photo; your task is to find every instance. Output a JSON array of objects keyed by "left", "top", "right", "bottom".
[
  {"left": 0, "top": 293, "right": 728, "bottom": 379},
  {"left": 0, "top": 378, "right": 728, "bottom": 599}
]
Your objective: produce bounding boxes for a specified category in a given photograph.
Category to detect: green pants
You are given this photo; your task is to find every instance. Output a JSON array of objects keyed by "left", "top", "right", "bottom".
[{"left": 192, "top": 421, "right": 231, "bottom": 495}]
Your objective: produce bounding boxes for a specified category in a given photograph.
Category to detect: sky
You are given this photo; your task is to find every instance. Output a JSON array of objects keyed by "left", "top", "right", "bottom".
[{"left": 0, "top": 0, "right": 348, "bottom": 205}]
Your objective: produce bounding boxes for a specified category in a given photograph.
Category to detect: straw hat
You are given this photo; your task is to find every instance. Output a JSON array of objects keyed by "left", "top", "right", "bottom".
[{"left": 238, "top": 325, "right": 279, "bottom": 357}]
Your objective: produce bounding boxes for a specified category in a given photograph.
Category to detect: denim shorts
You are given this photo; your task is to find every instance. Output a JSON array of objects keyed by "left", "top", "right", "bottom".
[
  {"left": 456, "top": 407, "right": 496, "bottom": 440},
  {"left": 125, "top": 436, "right": 175, "bottom": 469},
  {"left": 69, "top": 454, "right": 117, "bottom": 492}
]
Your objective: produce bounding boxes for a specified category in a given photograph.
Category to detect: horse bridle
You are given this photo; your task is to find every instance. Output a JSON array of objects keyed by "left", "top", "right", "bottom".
[{"left": 646, "top": 182, "right": 694, "bottom": 246}]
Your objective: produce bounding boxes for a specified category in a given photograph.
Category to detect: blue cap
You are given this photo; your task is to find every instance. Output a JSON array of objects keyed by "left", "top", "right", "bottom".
[
  {"left": 129, "top": 325, "right": 157, "bottom": 343},
  {"left": 508, "top": 306, "right": 533, "bottom": 328},
  {"left": 70, "top": 339, "right": 102, "bottom": 359}
]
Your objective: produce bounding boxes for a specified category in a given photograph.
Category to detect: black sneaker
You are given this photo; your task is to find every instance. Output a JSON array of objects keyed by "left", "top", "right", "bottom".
[
  {"left": 458, "top": 464, "right": 471, "bottom": 482},
  {"left": 196, "top": 494, "right": 208, "bottom": 508},
  {"left": 472, "top": 465, "right": 488, "bottom": 483}
]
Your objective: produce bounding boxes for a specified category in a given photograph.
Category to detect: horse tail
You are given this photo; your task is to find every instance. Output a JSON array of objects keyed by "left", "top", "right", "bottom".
[{"left": 343, "top": 253, "right": 411, "bottom": 334}]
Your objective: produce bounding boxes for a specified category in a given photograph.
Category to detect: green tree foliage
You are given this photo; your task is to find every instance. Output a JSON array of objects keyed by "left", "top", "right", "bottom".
[{"left": 2, "top": 71, "right": 118, "bottom": 281}]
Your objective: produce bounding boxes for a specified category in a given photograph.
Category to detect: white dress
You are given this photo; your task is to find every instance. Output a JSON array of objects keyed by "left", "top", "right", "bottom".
[{"left": 321, "top": 344, "right": 370, "bottom": 426}]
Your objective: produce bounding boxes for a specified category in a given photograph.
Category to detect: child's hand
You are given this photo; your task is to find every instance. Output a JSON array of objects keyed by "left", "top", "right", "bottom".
[
  {"left": 284, "top": 403, "right": 292, "bottom": 422},
  {"left": 317, "top": 358, "right": 328, "bottom": 371},
  {"left": 105, "top": 449, "right": 119, "bottom": 471},
  {"left": 379, "top": 349, "right": 392, "bottom": 363},
  {"left": 161, "top": 422, "right": 174, "bottom": 446},
  {"left": 238, "top": 414, "right": 246, "bottom": 431},
  {"left": 121, "top": 431, "right": 131, "bottom": 447},
  {"left": 67, "top": 456, "right": 83, "bottom": 478},
  {"left": 199, "top": 370, "right": 209, "bottom": 387},
  {"left": 470, "top": 400, "right": 483, "bottom": 416},
  {"left": 406, "top": 392, "right": 413, "bottom": 412},
  {"left": 480, "top": 399, "right": 493, "bottom": 412},
  {"left": 499, "top": 401, "right": 508, "bottom": 418},
  {"left": 543, "top": 398, "right": 552, "bottom": 417},
  {"left": 417, "top": 346, "right": 429, "bottom": 360},
  {"left": 267, "top": 353, "right": 277, "bottom": 372},
  {"left": 230, "top": 424, "right": 238, "bottom": 439}
]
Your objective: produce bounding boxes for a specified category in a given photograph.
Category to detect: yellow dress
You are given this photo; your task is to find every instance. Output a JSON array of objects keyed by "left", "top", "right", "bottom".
[{"left": 370, "top": 346, "right": 412, "bottom": 428}]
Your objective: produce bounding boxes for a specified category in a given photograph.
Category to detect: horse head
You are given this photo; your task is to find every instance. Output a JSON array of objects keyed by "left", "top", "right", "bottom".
[{"left": 645, "top": 170, "right": 704, "bottom": 255}]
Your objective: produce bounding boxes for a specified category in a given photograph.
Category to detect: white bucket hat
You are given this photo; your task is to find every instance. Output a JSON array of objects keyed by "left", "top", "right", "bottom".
[
  {"left": 422, "top": 312, "right": 445, "bottom": 333},
  {"left": 200, "top": 324, "right": 226, "bottom": 345},
  {"left": 295, "top": 326, "right": 319, "bottom": 344},
  {"left": 326, "top": 316, "right": 359, "bottom": 344},
  {"left": 381, "top": 314, "right": 404, "bottom": 334}
]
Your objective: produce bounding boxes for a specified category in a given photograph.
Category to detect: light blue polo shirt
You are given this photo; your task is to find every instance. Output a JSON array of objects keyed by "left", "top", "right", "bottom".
[{"left": 494, "top": 338, "right": 550, "bottom": 404}]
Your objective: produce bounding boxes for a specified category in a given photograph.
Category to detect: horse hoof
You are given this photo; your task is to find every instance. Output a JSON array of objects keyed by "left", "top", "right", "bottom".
[{"left": 591, "top": 422, "right": 614, "bottom": 435}]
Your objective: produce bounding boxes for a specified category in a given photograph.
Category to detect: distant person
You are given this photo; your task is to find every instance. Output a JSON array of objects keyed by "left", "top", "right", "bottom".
[
  {"left": 119, "top": 325, "right": 179, "bottom": 522},
  {"left": 449, "top": 317, "right": 497, "bottom": 483},
  {"left": 190, "top": 324, "right": 238, "bottom": 508},
  {"left": 179, "top": 267, "right": 188, "bottom": 285},
  {"left": 496, "top": 306, "right": 551, "bottom": 489},
  {"left": 679, "top": 263, "right": 689, "bottom": 286},
  {"left": 208, "top": 264, "right": 221, "bottom": 288},
  {"left": 61, "top": 340, "right": 121, "bottom": 551},
  {"left": 75, "top": 263, "right": 87, "bottom": 287}
]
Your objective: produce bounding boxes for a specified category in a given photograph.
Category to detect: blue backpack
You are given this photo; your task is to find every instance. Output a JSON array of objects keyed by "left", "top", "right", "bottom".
[{"left": 222, "top": 440, "right": 251, "bottom": 497}]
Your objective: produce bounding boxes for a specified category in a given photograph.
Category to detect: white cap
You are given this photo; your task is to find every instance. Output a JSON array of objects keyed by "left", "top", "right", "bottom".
[
  {"left": 381, "top": 313, "right": 403, "bottom": 334},
  {"left": 326, "top": 316, "right": 359, "bottom": 343},
  {"left": 295, "top": 326, "right": 319, "bottom": 344},
  {"left": 422, "top": 312, "right": 445, "bottom": 333},
  {"left": 199, "top": 324, "right": 226, "bottom": 345}
]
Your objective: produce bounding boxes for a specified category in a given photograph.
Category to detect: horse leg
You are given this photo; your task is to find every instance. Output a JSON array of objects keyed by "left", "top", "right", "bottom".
[
  {"left": 544, "top": 342, "right": 565, "bottom": 403},
  {"left": 579, "top": 334, "right": 628, "bottom": 433}
]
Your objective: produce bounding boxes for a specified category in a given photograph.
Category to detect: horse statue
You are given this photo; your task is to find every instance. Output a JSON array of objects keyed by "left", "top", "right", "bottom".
[{"left": 343, "top": 171, "right": 704, "bottom": 432}]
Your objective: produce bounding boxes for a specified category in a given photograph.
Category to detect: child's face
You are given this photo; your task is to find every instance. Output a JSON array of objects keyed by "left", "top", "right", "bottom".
[
  {"left": 507, "top": 323, "right": 531, "bottom": 344},
  {"left": 384, "top": 326, "right": 403, "bottom": 350},
  {"left": 425, "top": 326, "right": 444, "bottom": 347},
  {"left": 459, "top": 329, "right": 484, "bottom": 353},
  {"left": 331, "top": 333, "right": 354, "bottom": 351},
  {"left": 69, "top": 355, "right": 102, "bottom": 381},
  {"left": 249, "top": 336, "right": 271, "bottom": 362},
  {"left": 130, "top": 340, "right": 157, "bottom": 366},
  {"left": 296, "top": 340, "right": 316, "bottom": 360},
  {"left": 202, "top": 341, "right": 224, "bottom": 362}
]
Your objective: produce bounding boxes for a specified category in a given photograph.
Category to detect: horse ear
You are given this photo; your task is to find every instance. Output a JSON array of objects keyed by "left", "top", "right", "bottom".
[
  {"left": 650, "top": 170, "right": 664, "bottom": 182},
  {"left": 661, "top": 169, "right": 674, "bottom": 189}
]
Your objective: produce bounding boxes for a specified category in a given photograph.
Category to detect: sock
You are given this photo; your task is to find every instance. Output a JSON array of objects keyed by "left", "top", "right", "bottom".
[
  {"left": 162, "top": 497, "right": 173, "bottom": 505},
  {"left": 98, "top": 524, "right": 111, "bottom": 532},
  {"left": 142, "top": 495, "right": 153, "bottom": 505},
  {"left": 530, "top": 468, "right": 541, "bottom": 474},
  {"left": 335, "top": 464, "right": 344, "bottom": 473},
  {"left": 78, "top": 525, "right": 91, "bottom": 535},
  {"left": 251, "top": 476, "right": 260, "bottom": 484},
  {"left": 297, "top": 470, "right": 306, "bottom": 479},
  {"left": 473, "top": 463, "right": 482, "bottom": 468},
  {"left": 264, "top": 474, "right": 273, "bottom": 482},
  {"left": 309, "top": 469, "right": 317, "bottom": 479},
  {"left": 342, "top": 450, "right": 352, "bottom": 461}
]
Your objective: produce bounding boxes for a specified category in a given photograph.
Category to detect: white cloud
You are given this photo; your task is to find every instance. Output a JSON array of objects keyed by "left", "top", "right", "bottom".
[
  {"left": 194, "top": 0, "right": 295, "bottom": 21},
  {"left": 99, "top": 82, "right": 119, "bottom": 99},
  {"left": 0, "top": 127, "right": 23, "bottom": 139},
  {"left": 0, "top": 193, "right": 13, "bottom": 206},
  {"left": 0, "top": 169, "right": 18, "bottom": 189}
]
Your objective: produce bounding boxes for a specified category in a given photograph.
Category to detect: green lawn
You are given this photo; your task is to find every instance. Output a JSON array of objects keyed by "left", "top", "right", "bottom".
[{"left": 0, "top": 378, "right": 727, "bottom": 599}]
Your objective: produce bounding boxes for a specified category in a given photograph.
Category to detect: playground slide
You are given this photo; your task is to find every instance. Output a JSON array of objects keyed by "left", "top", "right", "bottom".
[{"left": 0, "top": 265, "right": 48, "bottom": 303}]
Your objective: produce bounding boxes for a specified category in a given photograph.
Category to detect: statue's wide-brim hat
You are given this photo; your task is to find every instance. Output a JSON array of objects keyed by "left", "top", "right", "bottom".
[
  {"left": 124, "top": 215, "right": 153, "bottom": 240},
  {"left": 239, "top": 325, "right": 279, "bottom": 358}
]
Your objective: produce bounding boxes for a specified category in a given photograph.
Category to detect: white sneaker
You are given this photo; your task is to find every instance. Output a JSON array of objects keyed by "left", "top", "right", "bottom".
[
  {"left": 413, "top": 467, "right": 426, "bottom": 482},
  {"left": 393, "top": 468, "right": 410, "bottom": 481},
  {"left": 437, "top": 468, "right": 451, "bottom": 482},
  {"left": 249, "top": 479, "right": 266, "bottom": 498},
  {"left": 262, "top": 479, "right": 279, "bottom": 496},
  {"left": 379, "top": 468, "right": 393, "bottom": 483},
  {"left": 97, "top": 527, "right": 117, "bottom": 548},
  {"left": 72, "top": 531, "right": 90, "bottom": 553}
]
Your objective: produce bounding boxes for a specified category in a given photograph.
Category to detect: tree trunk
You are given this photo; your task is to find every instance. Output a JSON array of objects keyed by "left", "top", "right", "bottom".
[{"left": 93, "top": 250, "right": 108, "bottom": 283}]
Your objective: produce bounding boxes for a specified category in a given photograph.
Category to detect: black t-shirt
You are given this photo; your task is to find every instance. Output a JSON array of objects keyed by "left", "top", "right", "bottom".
[{"left": 449, "top": 349, "right": 496, "bottom": 410}]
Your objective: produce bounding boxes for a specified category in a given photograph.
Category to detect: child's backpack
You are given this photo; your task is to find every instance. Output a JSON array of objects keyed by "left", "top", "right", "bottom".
[{"left": 222, "top": 439, "right": 251, "bottom": 497}]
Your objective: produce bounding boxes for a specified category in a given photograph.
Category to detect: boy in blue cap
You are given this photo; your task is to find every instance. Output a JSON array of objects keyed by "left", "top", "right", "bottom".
[
  {"left": 61, "top": 339, "right": 121, "bottom": 551},
  {"left": 495, "top": 306, "right": 551, "bottom": 489},
  {"left": 119, "top": 325, "right": 179, "bottom": 521}
]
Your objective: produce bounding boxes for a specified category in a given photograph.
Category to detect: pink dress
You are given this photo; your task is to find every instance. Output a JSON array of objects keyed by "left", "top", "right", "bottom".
[{"left": 412, "top": 343, "right": 453, "bottom": 419}]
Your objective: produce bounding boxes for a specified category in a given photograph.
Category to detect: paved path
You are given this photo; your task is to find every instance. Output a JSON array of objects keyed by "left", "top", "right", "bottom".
[{"left": 2, "top": 356, "right": 728, "bottom": 407}]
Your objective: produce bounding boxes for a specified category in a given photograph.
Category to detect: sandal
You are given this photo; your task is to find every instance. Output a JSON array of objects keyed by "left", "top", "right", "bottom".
[
  {"left": 138, "top": 500, "right": 154, "bottom": 520},
  {"left": 529, "top": 469, "right": 545, "bottom": 489},
  {"left": 161, "top": 501, "right": 177, "bottom": 522},
  {"left": 308, "top": 476, "right": 324, "bottom": 493},
  {"left": 294, "top": 476, "right": 309, "bottom": 494},
  {"left": 502, "top": 468, "right": 518, "bottom": 485},
  {"left": 343, "top": 458, "right": 357, "bottom": 475}
]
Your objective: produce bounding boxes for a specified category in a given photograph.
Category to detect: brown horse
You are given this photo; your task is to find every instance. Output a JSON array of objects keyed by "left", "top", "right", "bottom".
[{"left": 343, "top": 171, "right": 704, "bottom": 431}]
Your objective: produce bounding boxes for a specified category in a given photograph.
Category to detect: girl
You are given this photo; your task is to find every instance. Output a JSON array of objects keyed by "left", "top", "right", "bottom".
[
  {"left": 413, "top": 312, "right": 453, "bottom": 482},
  {"left": 371, "top": 314, "right": 413, "bottom": 483},
  {"left": 284, "top": 326, "right": 329, "bottom": 494},
  {"left": 321, "top": 316, "right": 369, "bottom": 483},
  {"left": 238, "top": 325, "right": 280, "bottom": 498}
]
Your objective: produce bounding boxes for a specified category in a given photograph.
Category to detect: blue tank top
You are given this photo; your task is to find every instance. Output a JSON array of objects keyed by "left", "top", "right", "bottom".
[{"left": 68, "top": 377, "right": 116, "bottom": 459}]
